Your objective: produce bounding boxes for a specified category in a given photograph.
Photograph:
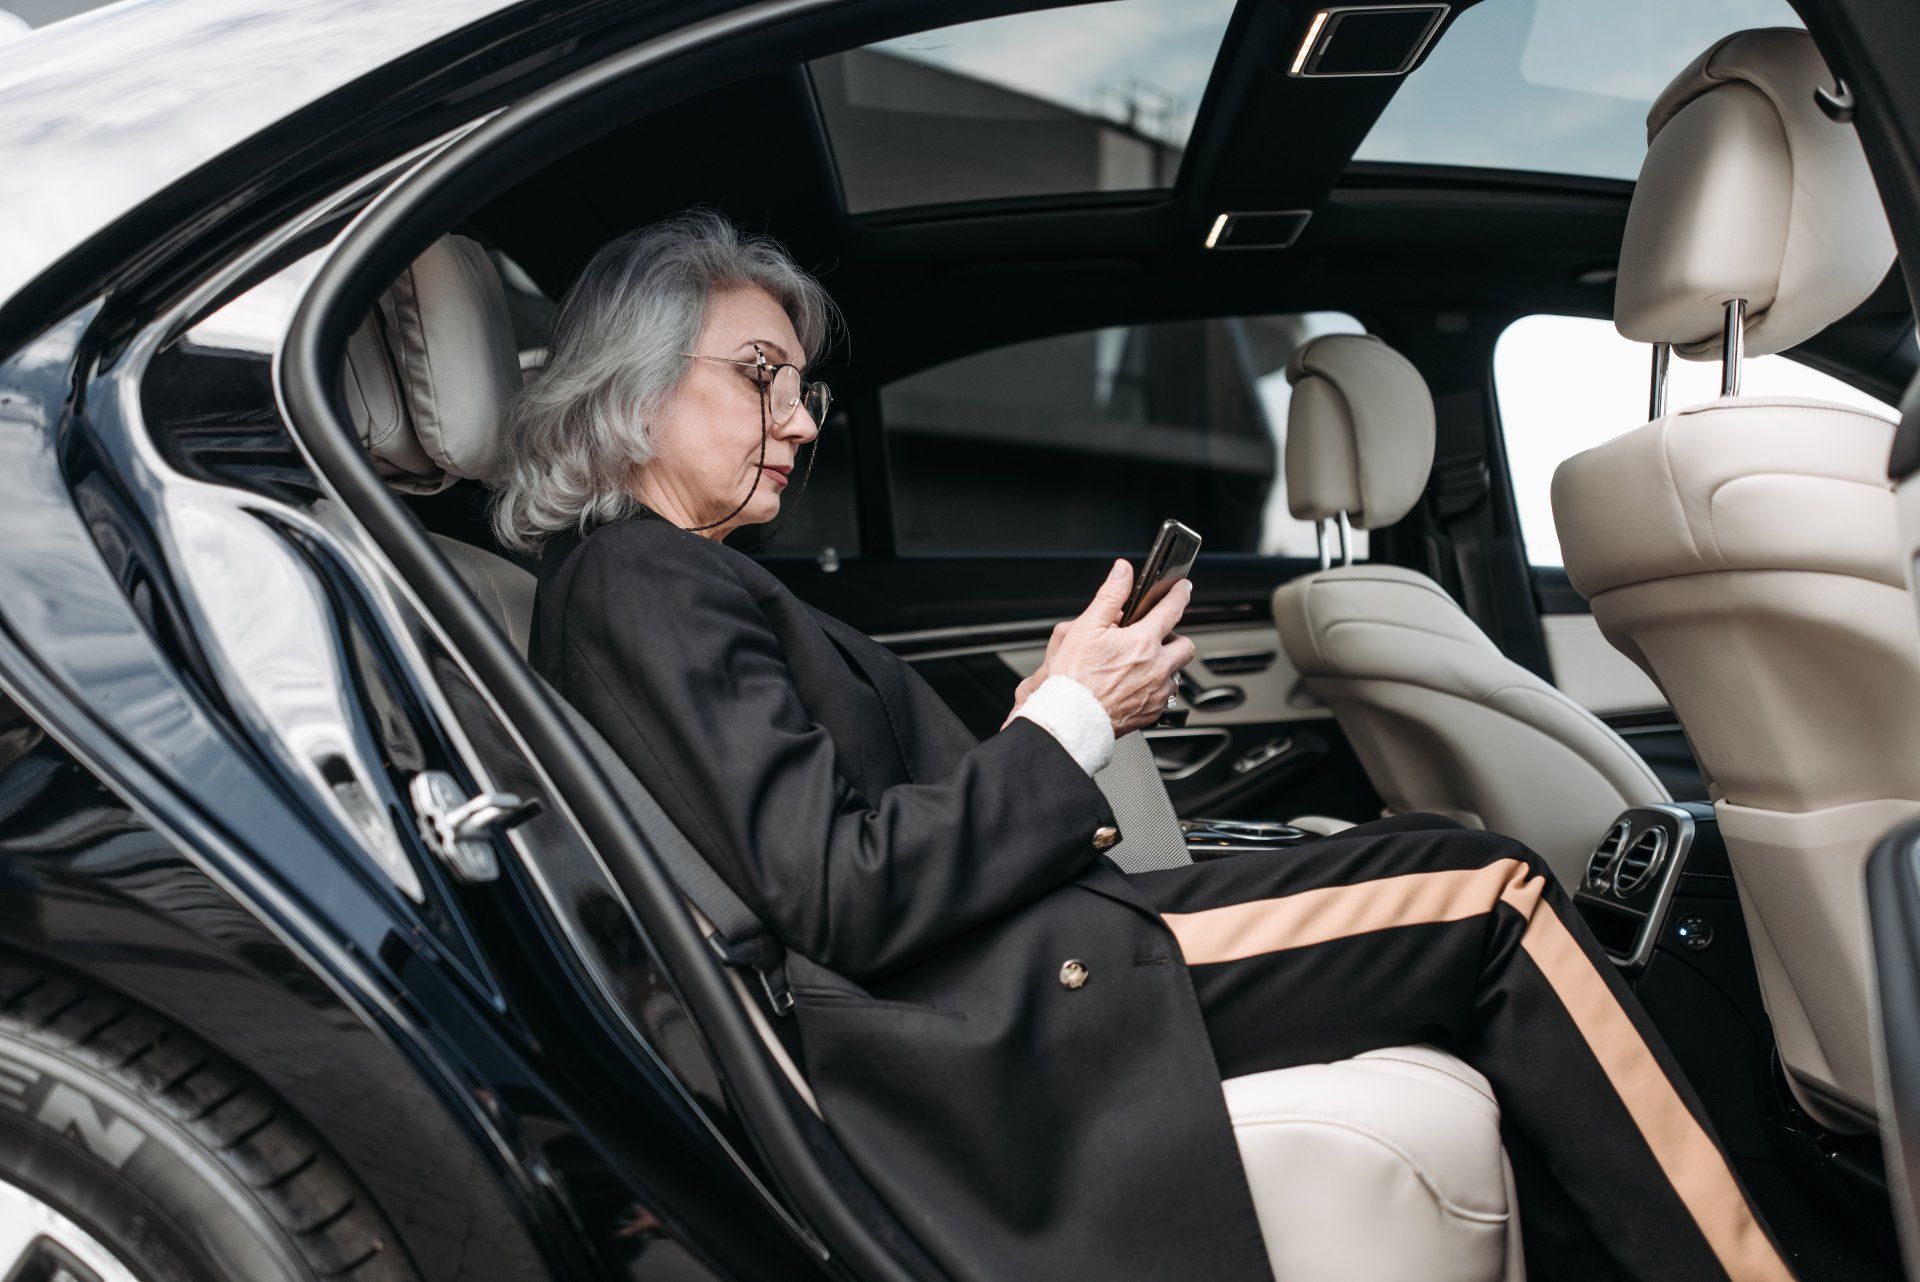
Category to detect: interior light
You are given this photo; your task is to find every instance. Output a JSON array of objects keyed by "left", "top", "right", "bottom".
[
  {"left": 1291, "top": 10, "right": 1330, "bottom": 76},
  {"left": 1204, "top": 213, "right": 1231, "bottom": 250}
]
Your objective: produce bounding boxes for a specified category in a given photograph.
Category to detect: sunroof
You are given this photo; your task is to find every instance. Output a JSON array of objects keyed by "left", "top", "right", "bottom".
[
  {"left": 810, "top": 0, "right": 1238, "bottom": 215},
  {"left": 1353, "top": 0, "right": 1804, "bottom": 181}
]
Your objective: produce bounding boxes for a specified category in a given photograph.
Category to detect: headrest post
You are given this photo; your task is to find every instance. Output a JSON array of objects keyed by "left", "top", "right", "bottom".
[
  {"left": 1720, "top": 298, "right": 1745, "bottom": 397},
  {"left": 1649, "top": 343, "right": 1671, "bottom": 420},
  {"left": 1315, "top": 519, "right": 1331, "bottom": 571},
  {"left": 1336, "top": 511, "right": 1354, "bottom": 567}
]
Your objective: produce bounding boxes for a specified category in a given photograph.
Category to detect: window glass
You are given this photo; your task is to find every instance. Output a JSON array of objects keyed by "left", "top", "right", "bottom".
[
  {"left": 883, "top": 312, "right": 1367, "bottom": 556},
  {"left": 1495, "top": 314, "right": 1895, "bottom": 567},
  {"left": 810, "top": 0, "right": 1236, "bottom": 214},
  {"left": 1354, "top": 0, "right": 1802, "bottom": 181}
]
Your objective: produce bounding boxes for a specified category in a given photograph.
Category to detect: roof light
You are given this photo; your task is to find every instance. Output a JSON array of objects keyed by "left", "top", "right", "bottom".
[
  {"left": 1204, "top": 213, "right": 1231, "bottom": 249},
  {"left": 1290, "top": 10, "right": 1330, "bottom": 76}
]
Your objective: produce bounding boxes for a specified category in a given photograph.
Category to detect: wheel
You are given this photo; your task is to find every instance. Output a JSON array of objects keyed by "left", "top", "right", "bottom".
[{"left": 0, "top": 958, "right": 419, "bottom": 1282}]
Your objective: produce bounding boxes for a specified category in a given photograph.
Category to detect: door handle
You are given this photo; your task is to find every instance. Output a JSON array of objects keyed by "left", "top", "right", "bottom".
[{"left": 1175, "top": 669, "right": 1244, "bottom": 712}]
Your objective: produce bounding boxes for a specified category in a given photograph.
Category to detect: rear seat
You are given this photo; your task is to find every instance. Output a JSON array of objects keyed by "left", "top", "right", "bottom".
[{"left": 343, "top": 234, "right": 1526, "bottom": 1281}]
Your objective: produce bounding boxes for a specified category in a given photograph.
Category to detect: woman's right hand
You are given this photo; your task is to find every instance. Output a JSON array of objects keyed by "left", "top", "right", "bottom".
[{"left": 1050, "top": 559, "right": 1197, "bottom": 736}]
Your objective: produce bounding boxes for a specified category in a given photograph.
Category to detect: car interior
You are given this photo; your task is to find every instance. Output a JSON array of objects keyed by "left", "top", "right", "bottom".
[{"left": 279, "top": 0, "right": 1920, "bottom": 1277}]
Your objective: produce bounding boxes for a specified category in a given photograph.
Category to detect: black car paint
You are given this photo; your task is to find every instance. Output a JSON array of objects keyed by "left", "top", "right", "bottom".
[{"left": 0, "top": 289, "right": 831, "bottom": 1278}]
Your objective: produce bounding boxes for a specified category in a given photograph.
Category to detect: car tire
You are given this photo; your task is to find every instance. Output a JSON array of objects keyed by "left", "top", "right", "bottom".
[{"left": 0, "top": 958, "right": 419, "bottom": 1282}]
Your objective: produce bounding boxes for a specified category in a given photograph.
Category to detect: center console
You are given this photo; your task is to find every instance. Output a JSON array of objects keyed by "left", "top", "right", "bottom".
[{"left": 1572, "top": 801, "right": 1720, "bottom": 971}]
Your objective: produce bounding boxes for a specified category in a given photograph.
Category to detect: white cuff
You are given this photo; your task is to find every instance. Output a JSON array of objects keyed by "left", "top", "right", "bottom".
[{"left": 1013, "top": 675, "right": 1115, "bottom": 776}]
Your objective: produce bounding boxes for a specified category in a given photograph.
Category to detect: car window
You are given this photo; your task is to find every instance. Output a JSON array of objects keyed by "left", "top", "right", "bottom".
[
  {"left": 1354, "top": 0, "right": 1803, "bottom": 181},
  {"left": 1494, "top": 313, "right": 1896, "bottom": 568},
  {"left": 810, "top": 0, "right": 1236, "bottom": 214},
  {"left": 881, "top": 312, "right": 1367, "bottom": 557}
]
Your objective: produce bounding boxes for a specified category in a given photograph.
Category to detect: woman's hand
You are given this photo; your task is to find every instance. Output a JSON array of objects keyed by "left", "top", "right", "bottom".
[{"left": 1046, "top": 559, "right": 1195, "bottom": 736}]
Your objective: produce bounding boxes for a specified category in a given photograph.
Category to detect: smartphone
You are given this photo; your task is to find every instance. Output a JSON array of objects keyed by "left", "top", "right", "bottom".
[{"left": 1120, "top": 519, "right": 1202, "bottom": 627}]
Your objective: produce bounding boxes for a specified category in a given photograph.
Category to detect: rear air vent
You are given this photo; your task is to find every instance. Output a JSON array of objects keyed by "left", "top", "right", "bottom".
[
  {"left": 1586, "top": 820, "right": 1630, "bottom": 893},
  {"left": 1612, "top": 828, "right": 1668, "bottom": 898},
  {"left": 1289, "top": 5, "right": 1449, "bottom": 78}
]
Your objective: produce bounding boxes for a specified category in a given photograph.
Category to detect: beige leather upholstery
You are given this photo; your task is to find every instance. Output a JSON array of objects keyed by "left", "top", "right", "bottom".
[
  {"left": 1273, "top": 335, "right": 1668, "bottom": 886},
  {"left": 1285, "top": 334, "right": 1436, "bottom": 528},
  {"left": 1615, "top": 29, "right": 1895, "bottom": 360},
  {"left": 350, "top": 239, "right": 1521, "bottom": 1277},
  {"left": 1553, "top": 28, "right": 1909, "bottom": 1129},
  {"left": 1228, "top": 1045, "right": 1523, "bottom": 1282},
  {"left": 1275, "top": 565, "right": 1669, "bottom": 886},
  {"left": 342, "top": 233, "right": 519, "bottom": 492}
]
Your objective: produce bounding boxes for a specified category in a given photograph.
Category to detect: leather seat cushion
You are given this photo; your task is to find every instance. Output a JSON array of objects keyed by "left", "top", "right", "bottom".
[{"left": 1225, "top": 1045, "right": 1520, "bottom": 1281}]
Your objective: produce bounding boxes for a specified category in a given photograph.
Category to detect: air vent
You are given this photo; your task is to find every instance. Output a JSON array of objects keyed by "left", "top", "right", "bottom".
[
  {"left": 1586, "top": 820, "right": 1630, "bottom": 893},
  {"left": 1612, "top": 828, "right": 1668, "bottom": 898}
]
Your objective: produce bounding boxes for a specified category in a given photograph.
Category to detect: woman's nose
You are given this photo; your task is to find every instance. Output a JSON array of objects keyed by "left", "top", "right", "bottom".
[{"left": 779, "top": 406, "right": 820, "bottom": 443}]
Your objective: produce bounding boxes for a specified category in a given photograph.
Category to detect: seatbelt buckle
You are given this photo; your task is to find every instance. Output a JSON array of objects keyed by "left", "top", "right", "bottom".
[{"left": 758, "top": 965, "right": 795, "bottom": 1017}]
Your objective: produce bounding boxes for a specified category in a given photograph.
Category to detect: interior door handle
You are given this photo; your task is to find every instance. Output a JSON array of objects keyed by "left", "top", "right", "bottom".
[{"left": 1176, "top": 669, "right": 1244, "bottom": 712}]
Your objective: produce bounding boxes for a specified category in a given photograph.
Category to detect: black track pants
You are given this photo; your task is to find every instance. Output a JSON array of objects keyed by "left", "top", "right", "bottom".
[{"left": 1126, "top": 813, "right": 1796, "bottom": 1282}]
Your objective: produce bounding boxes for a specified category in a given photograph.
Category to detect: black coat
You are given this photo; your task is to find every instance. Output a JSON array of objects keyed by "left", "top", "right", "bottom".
[{"left": 532, "top": 512, "right": 1273, "bottom": 1281}]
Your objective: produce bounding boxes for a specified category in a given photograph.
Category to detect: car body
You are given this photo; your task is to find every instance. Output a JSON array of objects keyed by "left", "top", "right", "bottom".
[{"left": 4, "top": 1, "right": 1920, "bottom": 1279}]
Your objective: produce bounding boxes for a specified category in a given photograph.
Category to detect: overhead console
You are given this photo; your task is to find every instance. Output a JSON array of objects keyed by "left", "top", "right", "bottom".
[{"left": 1573, "top": 802, "right": 1720, "bottom": 971}]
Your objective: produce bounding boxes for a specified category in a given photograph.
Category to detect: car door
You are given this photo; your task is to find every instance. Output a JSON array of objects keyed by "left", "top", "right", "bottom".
[{"left": 754, "top": 310, "right": 1385, "bottom": 823}]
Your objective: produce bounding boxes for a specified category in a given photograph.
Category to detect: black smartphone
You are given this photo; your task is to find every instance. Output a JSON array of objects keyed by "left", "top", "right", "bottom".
[{"left": 1120, "top": 519, "right": 1202, "bottom": 626}]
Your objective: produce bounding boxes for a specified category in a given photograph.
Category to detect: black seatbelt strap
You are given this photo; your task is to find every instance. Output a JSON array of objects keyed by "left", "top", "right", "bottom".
[{"left": 552, "top": 693, "right": 793, "bottom": 1016}]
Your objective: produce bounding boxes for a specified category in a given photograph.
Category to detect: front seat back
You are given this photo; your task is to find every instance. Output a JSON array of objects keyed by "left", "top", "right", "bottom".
[
  {"left": 1271, "top": 334, "right": 1669, "bottom": 887},
  {"left": 1551, "top": 29, "right": 1910, "bottom": 1128}
]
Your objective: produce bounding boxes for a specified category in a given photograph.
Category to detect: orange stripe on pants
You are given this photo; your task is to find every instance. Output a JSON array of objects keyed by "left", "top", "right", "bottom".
[{"left": 1160, "top": 858, "right": 1793, "bottom": 1282}]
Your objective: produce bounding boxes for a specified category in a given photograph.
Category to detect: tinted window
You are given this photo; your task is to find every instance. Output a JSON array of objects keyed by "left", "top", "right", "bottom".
[{"left": 882, "top": 313, "right": 1366, "bottom": 556}]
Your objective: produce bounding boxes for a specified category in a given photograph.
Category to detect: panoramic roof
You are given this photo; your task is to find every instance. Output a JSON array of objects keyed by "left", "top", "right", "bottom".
[
  {"left": 809, "top": 0, "right": 1237, "bottom": 214},
  {"left": 1355, "top": 0, "right": 1805, "bottom": 180}
]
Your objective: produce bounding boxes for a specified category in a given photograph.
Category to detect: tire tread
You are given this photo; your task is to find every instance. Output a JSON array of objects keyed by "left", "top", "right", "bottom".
[{"left": 0, "top": 961, "right": 417, "bottom": 1281}]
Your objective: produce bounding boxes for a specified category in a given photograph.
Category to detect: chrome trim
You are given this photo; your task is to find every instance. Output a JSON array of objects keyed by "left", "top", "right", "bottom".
[
  {"left": 1288, "top": 4, "right": 1450, "bottom": 78},
  {"left": 1611, "top": 826, "right": 1667, "bottom": 898},
  {"left": 1574, "top": 803, "right": 1698, "bottom": 970},
  {"left": 1649, "top": 341, "right": 1671, "bottom": 420},
  {"left": 1585, "top": 818, "right": 1631, "bottom": 894},
  {"left": 1142, "top": 726, "right": 1231, "bottom": 781},
  {"left": 1721, "top": 297, "right": 1745, "bottom": 397}
]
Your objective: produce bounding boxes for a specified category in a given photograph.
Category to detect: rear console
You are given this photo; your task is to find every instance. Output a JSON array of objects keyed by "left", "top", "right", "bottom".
[{"left": 1573, "top": 801, "right": 1719, "bottom": 972}]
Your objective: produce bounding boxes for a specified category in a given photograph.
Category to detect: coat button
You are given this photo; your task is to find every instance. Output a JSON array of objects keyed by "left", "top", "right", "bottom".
[
  {"left": 1092, "top": 825, "right": 1120, "bottom": 850},
  {"left": 1059, "top": 959, "right": 1089, "bottom": 990}
]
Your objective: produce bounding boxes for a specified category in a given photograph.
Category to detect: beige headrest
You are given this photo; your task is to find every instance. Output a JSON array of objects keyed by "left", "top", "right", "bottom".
[
  {"left": 342, "top": 235, "right": 520, "bottom": 493},
  {"left": 1284, "top": 334, "right": 1436, "bottom": 531},
  {"left": 1614, "top": 29, "right": 1894, "bottom": 360}
]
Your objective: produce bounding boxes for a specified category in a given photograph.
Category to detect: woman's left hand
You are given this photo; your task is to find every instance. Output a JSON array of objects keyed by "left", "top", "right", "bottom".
[{"left": 1000, "top": 621, "right": 1072, "bottom": 729}]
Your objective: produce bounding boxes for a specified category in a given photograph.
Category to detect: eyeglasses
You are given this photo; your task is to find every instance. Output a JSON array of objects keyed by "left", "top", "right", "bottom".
[{"left": 683, "top": 344, "right": 831, "bottom": 428}]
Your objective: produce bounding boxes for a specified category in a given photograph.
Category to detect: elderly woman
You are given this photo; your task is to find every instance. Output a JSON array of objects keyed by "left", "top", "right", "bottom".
[{"left": 498, "top": 211, "right": 1792, "bottom": 1282}]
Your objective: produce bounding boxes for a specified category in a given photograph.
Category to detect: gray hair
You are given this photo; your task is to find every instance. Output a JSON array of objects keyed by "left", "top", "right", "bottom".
[{"left": 490, "top": 209, "right": 834, "bottom": 551}]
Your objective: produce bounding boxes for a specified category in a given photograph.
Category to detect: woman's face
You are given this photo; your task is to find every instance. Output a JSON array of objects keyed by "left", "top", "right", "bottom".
[{"left": 634, "top": 285, "right": 818, "bottom": 539}]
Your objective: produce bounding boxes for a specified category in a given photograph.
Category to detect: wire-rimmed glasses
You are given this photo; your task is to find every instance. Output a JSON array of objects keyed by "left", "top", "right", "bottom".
[{"left": 683, "top": 344, "right": 831, "bottom": 427}]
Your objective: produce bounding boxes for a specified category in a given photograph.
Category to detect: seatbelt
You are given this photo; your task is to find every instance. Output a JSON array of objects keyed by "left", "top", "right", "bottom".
[
  {"left": 552, "top": 694, "right": 794, "bottom": 1016},
  {"left": 1092, "top": 731, "right": 1194, "bottom": 874}
]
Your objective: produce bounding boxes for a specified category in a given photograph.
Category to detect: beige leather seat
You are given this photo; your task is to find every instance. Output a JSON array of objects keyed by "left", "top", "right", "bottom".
[
  {"left": 1271, "top": 333, "right": 1670, "bottom": 887},
  {"left": 1552, "top": 29, "right": 1909, "bottom": 1130},
  {"left": 346, "top": 235, "right": 1524, "bottom": 1280}
]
